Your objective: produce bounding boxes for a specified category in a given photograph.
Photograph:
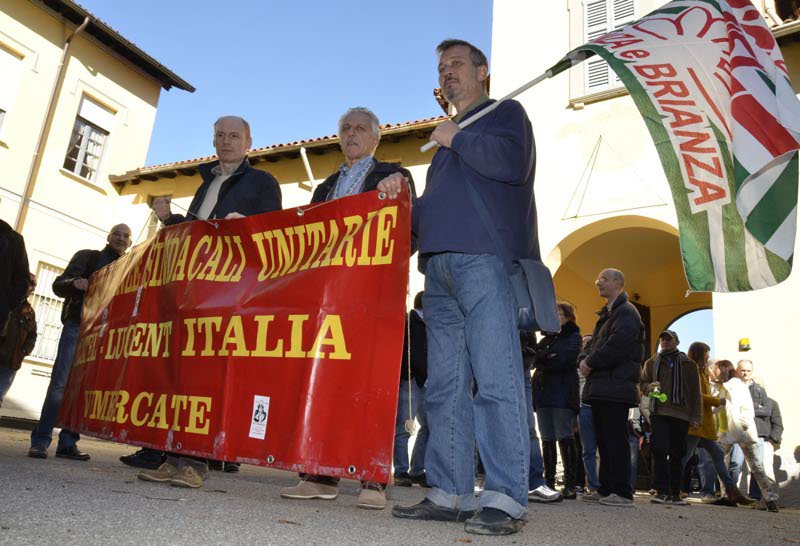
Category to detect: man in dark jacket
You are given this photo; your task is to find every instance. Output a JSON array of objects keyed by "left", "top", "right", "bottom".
[
  {"left": 152, "top": 116, "right": 281, "bottom": 225},
  {"left": 579, "top": 268, "right": 644, "bottom": 507},
  {"left": 281, "top": 107, "right": 416, "bottom": 511},
  {"left": 732, "top": 359, "right": 772, "bottom": 499},
  {"left": 0, "top": 219, "right": 30, "bottom": 405},
  {"left": 0, "top": 219, "right": 29, "bottom": 332},
  {"left": 385, "top": 40, "right": 553, "bottom": 536},
  {"left": 28, "top": 224, "right": 131, "bottom": 461},
  {"left": 394, "top": 291, "right": 429, "bottom": 488},
  {"left": 640, "top": 330, "right": 702, "bottom": 505},
  {"left": 767, "top": 398, "right": 783, "bottom": 450},
  {"left": 139, "top": 116, "right": 282, "bottom": 488}
]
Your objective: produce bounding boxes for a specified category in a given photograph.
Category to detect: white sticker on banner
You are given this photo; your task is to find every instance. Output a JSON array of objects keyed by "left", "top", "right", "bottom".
[{"left": 249, "top": 396, "right": 270, "bottom": 440}]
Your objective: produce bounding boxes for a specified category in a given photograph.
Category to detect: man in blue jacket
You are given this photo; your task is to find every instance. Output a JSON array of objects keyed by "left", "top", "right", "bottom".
[{"left": 383, "top": 39, "right": 541, "bottom": 536}]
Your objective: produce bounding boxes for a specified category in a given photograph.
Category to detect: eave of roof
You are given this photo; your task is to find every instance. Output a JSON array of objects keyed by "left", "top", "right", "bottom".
[
  {"left": 110, "top": 116, "right": 448, "bottom": 190},
  {"left": 33, "top": 0, "right": 195, "bottom": 92}
]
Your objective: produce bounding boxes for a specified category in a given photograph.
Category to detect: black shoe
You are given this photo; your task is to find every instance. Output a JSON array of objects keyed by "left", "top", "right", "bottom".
[
  {"left": 208, "top": 460, "right": 224, "bottom": 471},
  {"left": 650, "top": 494, "right": 669, "bottom": 504},
  {"left": 410, "top": 473, "right": 429, "bottom": 488},
  {"left": 766, "top": 500, "right": 779, "bottom": 513},
  {"left": 55, "top": 446, "right": 90, "bottom": 461},
  {"left": 28, "top": 446, "right": 47, "bottom": 459},
  {"left": 392, "top": 499, "right": 475, "bottom": 522},
  {"left": 394, "top": 472, "right": 413, "bottom": 487},
  {"left": 669, "top": 495, "right": 688, "bottom": 506},
  {"left": 119, "top": 448, "right": 164, "bottom": 470},
  {"left": 711, "top": 497, "right": 738, "bottom": 507},
  {"left": 464, "top": 508, "right": 525, "bottom": 536},
  {"left": 224, "top": 462, "right": 240, "bottom": 473}
]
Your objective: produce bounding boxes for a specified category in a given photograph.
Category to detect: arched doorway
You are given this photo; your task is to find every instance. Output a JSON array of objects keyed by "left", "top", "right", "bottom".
[{"left": 547, "top": 215, "right": 712, "bottom": 357}]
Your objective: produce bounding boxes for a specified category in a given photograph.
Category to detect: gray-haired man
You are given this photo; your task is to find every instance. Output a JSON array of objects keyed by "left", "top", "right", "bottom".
[{"left": 279, "top": 106, "right": 416, "bottom": 510}]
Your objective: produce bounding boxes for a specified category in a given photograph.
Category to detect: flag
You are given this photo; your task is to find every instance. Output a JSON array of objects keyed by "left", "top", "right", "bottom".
[{"left": 550, "top": 0, "right": 800, "bottom": 292}]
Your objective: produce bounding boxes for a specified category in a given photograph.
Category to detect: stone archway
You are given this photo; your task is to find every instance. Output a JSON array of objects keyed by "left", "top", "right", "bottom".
[{"left": 547, "top": 215, "right": 712, "bottom": 355}]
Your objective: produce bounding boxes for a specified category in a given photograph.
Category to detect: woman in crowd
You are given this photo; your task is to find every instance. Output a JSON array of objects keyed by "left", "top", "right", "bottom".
[
  {"left": 532, "top": 302, "right": 581, "bottom": 499},
  {"left": 680, "top": 344, "right": 752, "bottom": 505},
  {"left": 713, "top": 360, "right": 779, "bottom": 513}
]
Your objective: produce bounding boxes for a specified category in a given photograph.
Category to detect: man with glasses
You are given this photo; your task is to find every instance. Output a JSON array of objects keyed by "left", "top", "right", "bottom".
[{"left": 28, "top": 224, "right": 132, "bottom": 461}]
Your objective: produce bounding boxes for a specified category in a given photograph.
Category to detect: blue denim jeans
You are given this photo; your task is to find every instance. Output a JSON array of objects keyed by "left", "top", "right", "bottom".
[
  {"left": 731, "top": 438, "right": 765, "bottom": 499},
  {"left": 629, "top": 431, "right": 640, "bottom": 490},
  {"left": 0, "top": 367, "right": 18, "bottom": 406},
  {"left": 423, "top": 253, "right": 529, "bottom": 518},
  {"left": 394, "top": 379, "right": 428, "bottom": 477},
  {"left": 30, "top": 321, "right": 80, "bottom": 450},
  {"left": 682, "top": 435, "right": 735, "bottom": 493},
  {"left": 524, "top": 370, "right": 546, "bottom": 491},
  {"left": 578, "top": 405, "right": 600, "bottom": 491}
]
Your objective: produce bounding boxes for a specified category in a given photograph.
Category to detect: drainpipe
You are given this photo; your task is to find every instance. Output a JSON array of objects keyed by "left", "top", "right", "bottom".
[{"left": 13, "top": 15, "right": 90, "bottom": 231}]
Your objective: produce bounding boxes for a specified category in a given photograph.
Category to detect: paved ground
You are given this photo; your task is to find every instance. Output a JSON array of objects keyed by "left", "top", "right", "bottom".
[{"left": 0, "top": 429, "right": 798, "bottom": 545}]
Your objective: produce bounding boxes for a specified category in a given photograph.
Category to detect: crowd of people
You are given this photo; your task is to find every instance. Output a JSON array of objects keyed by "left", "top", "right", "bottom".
[{"left": 0, "top": 38, "right": 786, "bottom": 538}]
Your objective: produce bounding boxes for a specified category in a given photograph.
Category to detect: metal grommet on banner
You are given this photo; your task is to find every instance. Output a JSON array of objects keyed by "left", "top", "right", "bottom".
[
  {"left": 348, "top": 465, "right": 356, "bottom": 475},
  {"left": 267, "top": 455, "right": 275, "bottom": 464},
  {"left": 297, "top": 208, "right": 305, "bottom": 217},
  {"left": 176, "top": 442, "right": 182, "bottom": 450},
  {"left": 378, "top": 192, "right": 387, "bottom": 200}
]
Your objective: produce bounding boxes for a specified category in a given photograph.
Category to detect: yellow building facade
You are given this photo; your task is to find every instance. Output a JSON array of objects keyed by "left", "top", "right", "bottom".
[
  {"left": 0, "top": 0, "right": 192, "bottom": 419},
  {"left": 491, "top": 0, "right": 800, "bottom": 502}
]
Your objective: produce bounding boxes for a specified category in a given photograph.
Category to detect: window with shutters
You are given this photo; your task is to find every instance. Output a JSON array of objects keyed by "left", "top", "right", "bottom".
[
  {"left": 0, "top": 43, "right": 24, "bottom": 135},
  {"left": 584, "top": 0, "right": 636, "bottom": 93},
  {"left": 29, "top": 263, "right": 65, "bottom": 363},
  {"left": 62, "top": 95, "right": 115, "bottom": 183}
]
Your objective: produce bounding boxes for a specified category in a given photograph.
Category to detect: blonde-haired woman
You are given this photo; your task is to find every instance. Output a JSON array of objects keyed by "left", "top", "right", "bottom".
[{"left": 713, "top": 360, "right": 779, "bottom": 513}]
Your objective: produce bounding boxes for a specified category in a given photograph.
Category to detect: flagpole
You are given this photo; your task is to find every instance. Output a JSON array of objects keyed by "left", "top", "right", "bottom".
[{"left": 420, "top": 57, "right": 577, "bottom": 153}]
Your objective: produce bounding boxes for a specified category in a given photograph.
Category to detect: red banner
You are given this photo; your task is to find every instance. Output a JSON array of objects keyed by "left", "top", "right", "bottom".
[{"left": 59, "top": 191, "right": 410, "bottom": 483}]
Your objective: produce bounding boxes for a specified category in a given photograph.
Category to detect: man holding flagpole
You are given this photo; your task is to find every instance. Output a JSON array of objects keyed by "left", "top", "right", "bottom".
[{"left": 383, "top": 39, "right": 542, "bottom": 536}]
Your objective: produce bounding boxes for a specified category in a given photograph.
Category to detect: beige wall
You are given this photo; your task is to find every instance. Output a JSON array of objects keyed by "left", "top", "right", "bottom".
[
  {"left": 0, "top": 0, "right": 165, "bottom": 417},
  {"left": 492, "top": 0, "right": 800, "bottom": 502}
]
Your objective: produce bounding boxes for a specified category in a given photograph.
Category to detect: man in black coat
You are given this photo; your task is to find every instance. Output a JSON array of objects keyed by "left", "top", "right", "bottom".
[
  {"left": 138, "top": 116, "right": 282, "bottom": 487},
  {"left": 152, "top": 116, "right": 281, "bottom": 225},
  {"left": 579, "top": 268, "right": 644, "bottom": 507},
  {"left": 0, "top": 219, "right": 30, "bottom": 405},
  {"left": 281, "top": 107, "right": 416, "bottom": 511},
  {"left": 28, "top": 224, "right": 132, "bottom": 461}
]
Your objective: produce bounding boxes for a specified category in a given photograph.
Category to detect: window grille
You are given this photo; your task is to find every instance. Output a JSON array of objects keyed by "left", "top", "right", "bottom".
[{"left": 29, "top": 263, "right": 65, "bottom": 362}]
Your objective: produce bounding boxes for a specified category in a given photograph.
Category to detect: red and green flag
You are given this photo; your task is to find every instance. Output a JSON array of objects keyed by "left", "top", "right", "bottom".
[{"left": 552, "top": 0, "right": 800, "bottom": 291}]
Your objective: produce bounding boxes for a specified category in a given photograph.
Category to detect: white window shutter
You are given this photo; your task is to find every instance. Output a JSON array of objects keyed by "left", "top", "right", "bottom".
[
  {"left": 585, "top": 0, "right": 610, "bottom": 91},
  {"left": 611, "top": 0, "right": 636, "bottom": 84},
  {"left": 78, "top": 95, "right": 116, "bottom": 131},
  {"left": 0, "top": 45, "right": 23, "bottom": 116}
]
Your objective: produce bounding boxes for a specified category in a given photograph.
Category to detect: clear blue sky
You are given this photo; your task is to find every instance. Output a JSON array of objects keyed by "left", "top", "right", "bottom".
[
  {"left": 77, "top": 0, "right": 494, "bottom": 167},
  {"left": 665, "top": 309, "right": 715, "bottom": 357}
]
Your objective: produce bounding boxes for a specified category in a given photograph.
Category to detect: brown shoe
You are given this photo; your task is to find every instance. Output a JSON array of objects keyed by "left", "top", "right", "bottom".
[
  {"left": 726, "top": 486, "right": 756, "bottom": 505},
  {"left": 357, "top": 482, "right": 386, "bottom": 510},
  {"left": 138, "top": 463, "right": 179, "bottom": 483},
  {"left": 170, "top": 466, "right": 204, "bottom": 489},
  {"left": 280, "top": 478, "right": 338, "bottom": 500}
]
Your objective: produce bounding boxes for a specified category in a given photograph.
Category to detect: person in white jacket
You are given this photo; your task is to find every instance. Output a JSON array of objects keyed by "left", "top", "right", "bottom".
[{"left": 712, "top": 360, "right": 779, "bottom": 512}]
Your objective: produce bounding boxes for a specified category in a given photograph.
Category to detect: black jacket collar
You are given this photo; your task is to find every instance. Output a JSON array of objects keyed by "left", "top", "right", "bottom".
[
  {"left": 598, "top": 292, "right": 629, "bottom": 317},
  {"left": 198, "top": 158, "right": 251, "bottom": 182}
]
